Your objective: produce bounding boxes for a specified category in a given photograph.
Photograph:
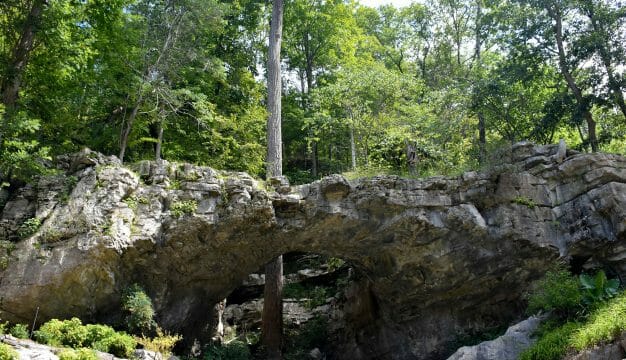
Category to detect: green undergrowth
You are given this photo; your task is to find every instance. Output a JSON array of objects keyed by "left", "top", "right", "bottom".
[
  {"left": 57, "top": 348, "right": 99, "bottom": 360},
  {"left": 0, "top": 343, "right": 19, "bottom": 360},
  {"left": 521, "top": 268, "right": 626, "bottom": 360},
  {"left": 33, "top": 318, "right": 136, "bottom": 358}
]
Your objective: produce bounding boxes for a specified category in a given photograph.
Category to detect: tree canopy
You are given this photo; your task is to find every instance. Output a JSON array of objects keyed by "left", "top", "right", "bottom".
[{"left": 1, "top": 0, "right": 624, "bottom": 184}]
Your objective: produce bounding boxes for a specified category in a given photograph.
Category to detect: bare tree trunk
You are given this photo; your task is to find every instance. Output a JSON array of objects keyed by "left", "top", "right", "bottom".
[
  {"left": 478, "top": 112, "right": 486, "bottom": 163},
  {"left": 119, "top": 93, "right": 144, "bottom": 163},
  {"left": 550, "top": 5, "right": 598, "bottom": 152},
  {"left": 311, "top": 141, "right": 318, "bottom": 178},
  {"left": 262, "top": 0, "right": 284, "bottom": 358},
  {"left": 350, "top": 125, "right": 357, "bottom": 170},
  {"left": 406, "top": 140, "right": 417, "bottom": 176},
  {"left": 155, "top": 120, "right": 164, "bottom": 161}
]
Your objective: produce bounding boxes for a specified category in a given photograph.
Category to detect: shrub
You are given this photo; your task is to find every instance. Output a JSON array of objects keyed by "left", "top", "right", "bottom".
[
  {"left": 122, "top": 284, "right": 157, "bottom": 335},
  {"left": 519, "top": 322, "right": 580, "bottom": 360},
  {"left": 9, "top": 323, "right": 29, "bottom": 339},
  {"left": 34, "top": 318, "right": 86, "bottom": 347},
  {"left": 204, "top": 340, "right": 251, "bottom": 360},
  {"left": 136, "top": 328, "right": 182, "bottom": 356},
  {"left": 95, "top": 332, "right": 136, "bottom": 358},
  {"left": 284, "top": 317, "right": 328, "bottom": 360},
  {"left": 57, "top": 348, "right": 99, "bottom": 360},
  {"left": 526, "top": 268, "right": 582, "bottom": 317},
  {"left": 34, "top": 318, "right": 136, "bottom": 358},
  {"left": 84, "top": 324, "right": 115, "bottom": 346},
  {"left": 579, "top": 270, "right": 619, "bottom": 306},
  {"left": 0, "top": 343, "right": 18, "bottom": 360},
  {"left": 0, "top": 322, "right": 8, "bottom": 334}
]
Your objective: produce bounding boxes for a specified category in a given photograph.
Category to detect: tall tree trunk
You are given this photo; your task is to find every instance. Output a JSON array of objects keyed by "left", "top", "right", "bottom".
[
  {"left": 0, "top": 0, "right": 48, "bottom": 145},
  {"left": 311, "top": 141, "right": 318, "bottom": 178},
  {"left": 154, "top": 120, "right": 164, "bottom": 161},
  {"left": 262, "top": 1, "right": 284, "bottom": 359},
  {"left": 1, "top": 0, "right": 47, "bottom": 110},
  {"left": 406, "top": 140, "right": 417, "bottom": 176},
  {"left": 119, "top": 93, "right": 144, "bottom": 163},
  {"left": 550, "top": 5, "right": 598, "bottom": 152},
  {"left": 474, "top": 0, "right": 486, "bottom": 163},
  {"left": 348, "top": 127, "right": 356, "bottom": 171},
  {"left": 304, "top": 57, "right": 318, "bottom": 179},
  {"left": 478, "top": 112, "right": 486, "bottom": 162}
]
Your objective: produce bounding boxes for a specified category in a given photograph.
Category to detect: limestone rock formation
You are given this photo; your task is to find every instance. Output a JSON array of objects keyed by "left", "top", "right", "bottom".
[
  {"left": 1, "top": 142, "right": 626, "bottom": 359},
  {"left": 446, "top": 315, "right": 544, "bottom": 360}
]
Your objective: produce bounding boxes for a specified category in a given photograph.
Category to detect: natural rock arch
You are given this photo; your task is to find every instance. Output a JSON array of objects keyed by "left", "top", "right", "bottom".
[{"left": 1, "top": 142, "right": 625, "bottom": 359}]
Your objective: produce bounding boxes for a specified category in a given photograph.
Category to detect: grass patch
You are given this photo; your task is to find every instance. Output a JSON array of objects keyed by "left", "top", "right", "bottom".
[
  {"left": 522, "top": 291, "right": 626, "bottom": 359},
  {"left": 571, "top": 291, "right": 626, "bottom": 350},
  {"left": 520, "top": 321, "right": 580, "bottom": 360}
]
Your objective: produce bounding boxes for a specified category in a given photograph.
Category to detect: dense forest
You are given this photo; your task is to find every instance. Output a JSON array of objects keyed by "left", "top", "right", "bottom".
[{"left": 1, "top": 0, "right": 625, "bottom": 185}]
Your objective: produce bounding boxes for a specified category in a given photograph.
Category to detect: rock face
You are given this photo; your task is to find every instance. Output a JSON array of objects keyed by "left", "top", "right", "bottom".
[
  {"left": 446, "top": 316, "right": 544, "bottom": 360},
  {"left": 1, "top": 143, "right": 626, "bottom": 359}
]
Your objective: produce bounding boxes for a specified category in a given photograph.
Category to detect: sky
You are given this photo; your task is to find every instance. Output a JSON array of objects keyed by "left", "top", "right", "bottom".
[{"left": 359, "top": 0, "right": 416, "bottom": 7}]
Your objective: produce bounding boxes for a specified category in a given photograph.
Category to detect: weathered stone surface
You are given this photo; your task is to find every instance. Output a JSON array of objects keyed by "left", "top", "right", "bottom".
[
  {"left": 1, "top": 144, "right": 626, "bottom": 359},
  {"left": 564, "top": 331, "right": 626, "bottom": 360},
  {"left": 0, "top": 334, "right": 126, "bottom": 360},
  {"left": 446, "top": 316, "right": 544, "bottom": 360}
]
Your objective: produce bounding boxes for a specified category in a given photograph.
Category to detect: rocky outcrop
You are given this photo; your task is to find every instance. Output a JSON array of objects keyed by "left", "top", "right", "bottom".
[
  {"left": 446, "top": 316, "right": 544, "bottom": 360},
  {"left": 1, "top": 142, "right": 626, "bottom": 359},
  {"left": 1, "top": 334, "right": 126, "bottom": 360}
]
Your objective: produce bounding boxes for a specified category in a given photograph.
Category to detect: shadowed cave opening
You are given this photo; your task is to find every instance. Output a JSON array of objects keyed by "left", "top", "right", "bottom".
[{"left": 212, "top": 251, "right": 364, "bottom": 359}]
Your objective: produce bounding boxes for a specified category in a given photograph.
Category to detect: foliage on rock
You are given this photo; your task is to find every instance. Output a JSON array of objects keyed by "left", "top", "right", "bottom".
[
  {"left": 121, "top": 284, "right": 157, "bottom": 335},
  {"left": 0, "top": 343, "right": 18, "bottom": 360},
  {"left": 526, "top": 268, "right": 583, "bottom": 318},
  {"left": 33, "top": 318, "right": 136, "bottom": 358}
]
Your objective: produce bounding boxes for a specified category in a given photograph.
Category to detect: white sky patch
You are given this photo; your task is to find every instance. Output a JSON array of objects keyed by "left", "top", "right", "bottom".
[{"left": 359, "top": 0, "right": 418, "bottom": 8}]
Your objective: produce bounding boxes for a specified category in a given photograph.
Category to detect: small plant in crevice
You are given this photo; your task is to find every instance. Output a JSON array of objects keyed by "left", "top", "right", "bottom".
[
  {"left": 18, "top": 217, "right": 41, "bottom": 238},
  {"left": 167, "top": 179, "right": 181, "bottom": 190},
  {"left": 512, "top": 196, "right": 537, "bottom": 209},
  {"left": 123, "top": 195, "right": 139, "bottom": 210},
  {"left": 0, "top": 240, "right": 17, "bottom": 270},
  {"left": 60, "top": 175, "right": 79, "bottom": 203},
  {"left": 170, "top": 200, "right": 197, "bottom": 218}
]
